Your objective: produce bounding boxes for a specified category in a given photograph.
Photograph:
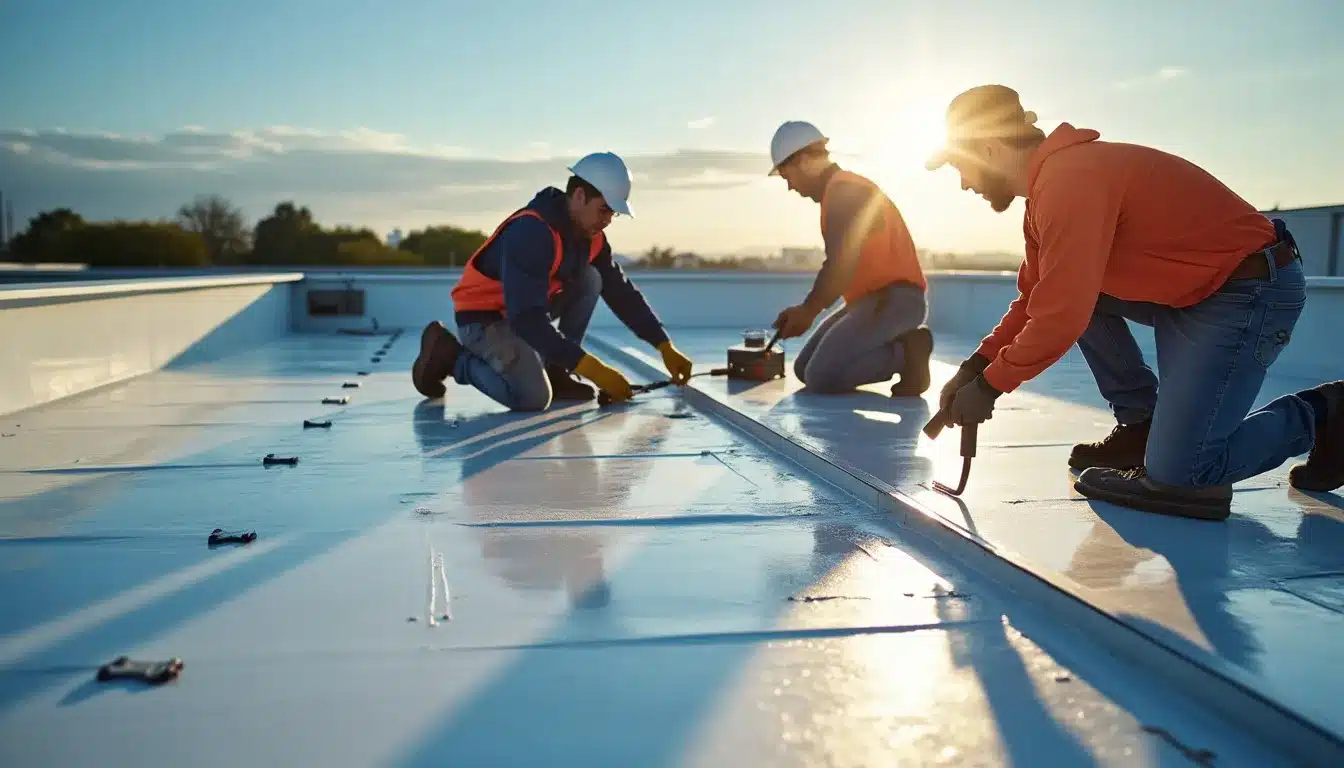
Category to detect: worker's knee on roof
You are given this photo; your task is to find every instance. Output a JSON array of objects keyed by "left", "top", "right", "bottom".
[
  {"left": 508, "top": 370, "right": 552, "bottom": 412},
  {"left": 800, "top": 361, "right": 849, "bottom": 394},
  {"left": 512, "top": 387, "right": 552, "bottom": 412}
]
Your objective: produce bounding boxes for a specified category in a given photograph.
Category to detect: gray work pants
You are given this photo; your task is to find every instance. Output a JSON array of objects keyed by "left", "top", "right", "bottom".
[
  {"left": 793, "top": 281, "right": 927, "bottom": 393},
  {"left": 452, "top": 265, "right": 602, "bottom": 411}
]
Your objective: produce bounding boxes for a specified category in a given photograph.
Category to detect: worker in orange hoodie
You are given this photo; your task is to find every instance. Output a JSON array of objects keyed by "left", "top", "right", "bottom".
[{"left": 924, "top": 84, "right": 1342, "bottom": 521}]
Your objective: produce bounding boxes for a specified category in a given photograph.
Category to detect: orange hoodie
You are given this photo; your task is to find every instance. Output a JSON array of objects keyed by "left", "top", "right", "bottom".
[{"left": 976, "top": 123, "right": 1278, "bottom": 394}]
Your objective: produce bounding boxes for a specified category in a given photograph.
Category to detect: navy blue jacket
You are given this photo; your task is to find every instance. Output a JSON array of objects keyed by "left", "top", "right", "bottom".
[{"left": 455, "top": 187, "right": 669, "bottom": 371}]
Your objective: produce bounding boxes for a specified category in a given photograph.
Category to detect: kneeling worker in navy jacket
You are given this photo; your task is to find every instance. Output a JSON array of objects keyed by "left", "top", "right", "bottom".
[{"left": 412, "top": 151, "right": 693, "bottom": 410}]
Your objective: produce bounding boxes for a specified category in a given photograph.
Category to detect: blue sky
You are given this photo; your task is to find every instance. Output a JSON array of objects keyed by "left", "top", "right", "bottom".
[{"left": 2, "top": 0, "right": 1341, "bottom": 255}]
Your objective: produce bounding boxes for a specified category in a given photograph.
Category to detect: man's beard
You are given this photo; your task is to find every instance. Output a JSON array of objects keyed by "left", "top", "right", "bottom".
[{"left": 981, "top": 171, "right": 1016, "bottom": 212}]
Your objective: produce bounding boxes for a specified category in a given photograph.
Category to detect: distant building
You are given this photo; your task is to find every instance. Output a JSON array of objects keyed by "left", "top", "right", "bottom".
[
  {"left": 386, "top": 228, "right": 404, "bottom": 248},
  {"left": 779, "top": 247, "right": 825, "bottom": 270},
  {"left": 1261, "top": 203, "right": 1344, "bottom": 276}
]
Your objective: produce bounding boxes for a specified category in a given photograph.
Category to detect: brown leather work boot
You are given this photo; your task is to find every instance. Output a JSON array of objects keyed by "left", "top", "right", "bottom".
[
  {"left": 411, "top": 321, "right": 461, "bottom": 399},
  {"left": 890, "top": 325, "right": 934, "bottom": 397},
  {"left": 1289, "top": 381, "right": 1344, "bottom": 493},
  {"left": 1068, "top": 420, "right": 1150, "bottom": 471}
]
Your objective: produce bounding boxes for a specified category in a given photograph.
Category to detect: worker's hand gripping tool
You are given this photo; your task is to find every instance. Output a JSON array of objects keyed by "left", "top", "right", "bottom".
[
  {"left": 923, "top": 408, "right": 978, "bottom": 497},
  {"left": 596, "top": 327, "right": 781, "bottom": 407},
  {"left": 596, "top": 370, "right": 730, "bottom": 407},
  {"left": 597, "top": 379, "right": 671, "bottom": 407}
]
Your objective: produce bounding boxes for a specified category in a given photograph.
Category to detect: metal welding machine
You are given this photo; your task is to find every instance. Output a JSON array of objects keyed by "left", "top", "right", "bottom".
[{"left": 724, "top": 329, "right": 785, "bottom": 381}]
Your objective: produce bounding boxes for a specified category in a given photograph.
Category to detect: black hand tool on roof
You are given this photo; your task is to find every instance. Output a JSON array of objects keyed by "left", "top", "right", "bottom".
[
  {"left": 596, "top": 369, "right": 728, "bottom": 407},
  {"left": 923, "top": 408, "right": 978, "bottom": 497},
  {"left": 208, "top": 528, "right": 257, "bottom": 546},
  {"left": 96, "top": 655, "right": 184, "bottom": 685}
]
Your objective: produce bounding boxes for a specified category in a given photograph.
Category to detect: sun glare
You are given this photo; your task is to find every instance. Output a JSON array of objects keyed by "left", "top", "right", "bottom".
[
  {"left": 821, "top": 76, "right": 981, "bottom": 243},
  {"left": 856, "top": 91, "right": 951, "bottom": 180}
]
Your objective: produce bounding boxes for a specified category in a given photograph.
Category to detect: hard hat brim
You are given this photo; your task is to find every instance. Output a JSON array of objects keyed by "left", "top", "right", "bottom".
[
  {"left": 567, "top": 163, "right": 634, "bottom": 217},
  {"left": 768, "top": 137, "right": 828, "bottom": 176}
]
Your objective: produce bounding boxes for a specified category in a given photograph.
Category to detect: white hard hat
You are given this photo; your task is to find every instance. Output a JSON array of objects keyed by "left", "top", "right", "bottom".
[
  {"left": 769, "top": 121, "right": 828, "bottom": 175},
  {"left": 567, "top": 151, "right": 634, "bottom": 217}
]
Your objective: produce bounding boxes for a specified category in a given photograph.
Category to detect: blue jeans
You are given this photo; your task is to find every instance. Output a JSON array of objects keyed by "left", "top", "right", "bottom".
[
  {"left": 793, "top": 282, "right": 928, "bottom": 392},
  {"left": 1077, "top": 256, "right": 1315, "bottom": 487},
  {"left": 452, "top": 265, "right": 602, "bottom": 411}
]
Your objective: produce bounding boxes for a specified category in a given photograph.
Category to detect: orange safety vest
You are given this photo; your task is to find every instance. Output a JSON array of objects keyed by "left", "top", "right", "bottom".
[
  {"left": 451, "top": 209, "right": 605, "bottom": 313},
  {"left": 819, "top": 169, "right": 927, "bottom": 302}
]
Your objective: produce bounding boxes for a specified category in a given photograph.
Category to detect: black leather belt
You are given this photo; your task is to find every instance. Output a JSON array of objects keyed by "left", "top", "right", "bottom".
[{"left": 1226, "top": 239, "right": 1298, "bottom": 281}]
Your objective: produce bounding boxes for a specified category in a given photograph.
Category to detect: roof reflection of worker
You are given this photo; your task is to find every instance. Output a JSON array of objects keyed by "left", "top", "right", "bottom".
[
  {"left": 1065, "top": 491, "right": 1344, "bottom": 670},
  {"left": 441, "top": 407, "right": 674, "bottom": 611}
]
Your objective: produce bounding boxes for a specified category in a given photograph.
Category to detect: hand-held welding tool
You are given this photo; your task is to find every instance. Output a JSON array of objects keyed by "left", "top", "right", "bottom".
[{"left": 923, "top": 408, "right": 978, "bottom": 497}]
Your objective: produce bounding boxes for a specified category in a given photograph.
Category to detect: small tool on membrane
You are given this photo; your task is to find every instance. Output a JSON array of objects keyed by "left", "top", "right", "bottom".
[
  {"left": 208, "top": 528, "right": 257, "bottom": 546},
  {"left": 923, "top": 409, "right": 978, "bottom": 497},
  {"left": 96, "top": 656, "right": 184, "bottom": 685}
]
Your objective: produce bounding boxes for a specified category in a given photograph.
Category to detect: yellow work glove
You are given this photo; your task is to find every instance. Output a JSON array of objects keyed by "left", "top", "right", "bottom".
[
  {"left": 658, "top": 340, "right": 694, "bottom": 385},
  {"left": 574, "top": 354, "right": 634, "bottom": 403}
]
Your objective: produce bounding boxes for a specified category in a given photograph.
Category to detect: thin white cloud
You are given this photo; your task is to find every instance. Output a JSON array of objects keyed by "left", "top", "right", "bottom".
[
  {"left": 687, "top": 117, "right": 716, "bottom": 130},
  {"left": 1114, "top": 66, "right": 1191, "bottom": 91},
  {"left": 262, "top": 125, "right": 325, "bottom": 138},
  {"left": 662, "top": 167, "right": 761, "bottom": 190},
  {"left": 435, "top": 182, "right": 523, "bottom": 195},
  {"left": 336, "top": 127, "right": 415, "bottom": 154},
  {"left": 487, "top": 141, "right": 556, "bottom": 163},
  {"left": 428, "top": 143, "right": 472, "bottom": 158}
]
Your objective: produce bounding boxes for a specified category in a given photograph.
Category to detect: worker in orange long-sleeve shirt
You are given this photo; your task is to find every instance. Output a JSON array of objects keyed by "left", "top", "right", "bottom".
[{"left": 923, "top": 84, "right": 1342, "bottom": 521}]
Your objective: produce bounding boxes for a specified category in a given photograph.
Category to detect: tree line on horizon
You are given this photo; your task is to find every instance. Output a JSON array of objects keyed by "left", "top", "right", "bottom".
[
  {"left": 0, "top": 195, "right": 732, "bottom": 270},
  {"left": 0, "top": 194, "right": 1025, "bottom": 272},
  {"left": 0, "top": 195, "right": 495, "bottom": 268}
]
